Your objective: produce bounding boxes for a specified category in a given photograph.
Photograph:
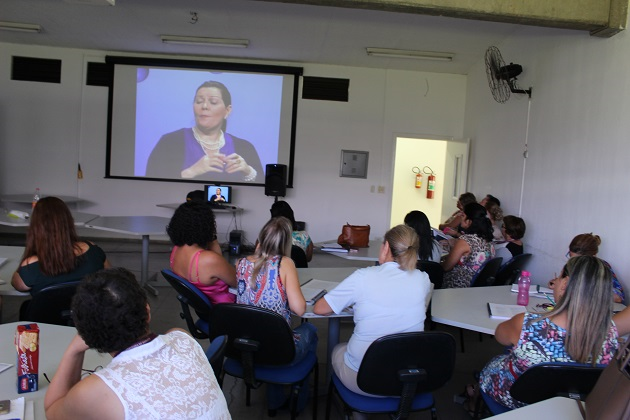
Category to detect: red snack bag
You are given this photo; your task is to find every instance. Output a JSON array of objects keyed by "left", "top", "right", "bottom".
[{"left": 15, "top": 323, "right": 39, "bottom": 393}]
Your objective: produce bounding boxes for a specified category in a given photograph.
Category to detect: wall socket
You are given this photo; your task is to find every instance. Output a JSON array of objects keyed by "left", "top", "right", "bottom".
[
  {"left": 370, "top": 185, "right": 375, "bottom": 193},
  {"left": 377, "top": 186, "right": 385, "bottom": 194}
]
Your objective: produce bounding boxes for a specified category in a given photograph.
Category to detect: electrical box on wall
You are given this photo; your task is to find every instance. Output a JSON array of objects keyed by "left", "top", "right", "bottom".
[{"left": 340, "top": 150, "right": 369, "bottom": 178}]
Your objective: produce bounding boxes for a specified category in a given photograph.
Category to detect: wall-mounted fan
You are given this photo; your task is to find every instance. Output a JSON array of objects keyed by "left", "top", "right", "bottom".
[{"left": 485, "top": 46, "right": 532, "bottom": 103}]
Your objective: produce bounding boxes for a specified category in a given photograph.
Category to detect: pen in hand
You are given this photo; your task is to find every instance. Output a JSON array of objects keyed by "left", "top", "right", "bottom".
[{"left": 543, "top": 292, "right": 556, "bottom": 306}]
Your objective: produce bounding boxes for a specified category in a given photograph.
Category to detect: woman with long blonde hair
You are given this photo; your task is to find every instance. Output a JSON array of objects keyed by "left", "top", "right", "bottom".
[
  {"left": 479, "top": 256, "right": 619, "bottom": 410},
  {"left": 235, "top": 216, "right": 318, "bottom": 411}
]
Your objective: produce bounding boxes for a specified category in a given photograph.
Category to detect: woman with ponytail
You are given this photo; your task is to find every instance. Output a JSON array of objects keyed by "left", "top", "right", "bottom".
[{"left": 314, "top": 224, "right": 431, "bottom": 396}]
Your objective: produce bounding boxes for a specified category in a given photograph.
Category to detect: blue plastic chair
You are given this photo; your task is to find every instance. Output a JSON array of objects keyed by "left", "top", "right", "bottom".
[
  {"left": 210, "top": 303, "right": 318, "bottom": 420},
  {"left": 470, "top": 257, "right": 503, "bottom": 287},
  {"left": 479, "top": 362, "right": 605, "bottom": 417},
  {"left": 161, "top": 269, "right": 212, "bottom": 339},
  {"left": 494, "top": 253, "right": 533, "bottom": 286},
  {"left": 205, "top": 334, "right": 228, "bottom": 387},
  {"left": 325, "top": 331, "right": 456, "bottom": 420}
]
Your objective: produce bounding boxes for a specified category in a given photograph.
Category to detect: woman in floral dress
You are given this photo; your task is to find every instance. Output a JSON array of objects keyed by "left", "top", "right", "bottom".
[
  {"left": 442, "top": 202, "right": 495, "bottom": 288},
  {"left": 479, "top": 256, "right": 619, "bottom": 410}
]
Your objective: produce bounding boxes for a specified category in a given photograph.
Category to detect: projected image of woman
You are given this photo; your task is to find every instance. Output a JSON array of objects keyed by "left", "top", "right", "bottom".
[{"left": 146, "top": 81, "right": 264, "bottom": 182}]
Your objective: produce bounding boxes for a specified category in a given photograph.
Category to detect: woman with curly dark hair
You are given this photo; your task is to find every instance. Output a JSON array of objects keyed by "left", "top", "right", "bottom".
[
  {"left": 442, "top": 202, "right": 495, "bottom": 288},
  {"left": 11, "top": 196, "right": 110, "bottom": 294},
  {"left": 45, "top": 268, "right": 230, "bottom": 419},
  {"left": 166, "top": 201, "right": 236, "bottom": 304}
]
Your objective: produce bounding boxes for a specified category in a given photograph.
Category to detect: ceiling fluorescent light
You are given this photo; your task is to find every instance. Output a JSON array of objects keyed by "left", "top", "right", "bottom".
[
  {"left": 0, "top": 21, "right": 42, "bottom": 33},
  {"left": 63, "top": 0, "right": 115, "bottom": 5},
  {"left": 161, "top": 35, "right": 249, "bottom": 48},
  {"left": 366, "top": 48, "right": 453, "bottom": 61}
]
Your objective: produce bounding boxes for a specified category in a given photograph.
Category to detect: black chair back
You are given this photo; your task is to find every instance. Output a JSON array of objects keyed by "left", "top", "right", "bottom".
[
  {"left": 210, "top": 303, "right": 296, "bottom": 365},
  {"left": 510, "top": 362, "right": 604, "bottom": 404},
  {"left": 161, "top": 269, "right": 212, "bottom": 339},
  {"left": 21, "top": 281, "right": 81, "bottom": 326},
  {"left": 495, "top": 253, "right": 533, "bottom": 286},
  {"left": 291, "top": 245, "right": 308, "bottom": 268},
  {"left": 417, "top": 260, "right": 444, "bottom": 289},
  {"left": 470, "top": 257, "right": 503, "bottom": 287},
  {"left": 356, "top": 331, "right": 456, "bottom": 396}
]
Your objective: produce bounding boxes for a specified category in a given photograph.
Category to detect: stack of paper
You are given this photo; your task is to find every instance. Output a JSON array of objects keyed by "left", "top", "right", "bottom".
[
  {"left": 487, "top": 302, "right": 526, "bottom": 319},
  {"left": 320, "top": 243, "right": 348, "bottom": 253},
  {"left": 301, "top": 279, "right": 340, "bottom": 304}
]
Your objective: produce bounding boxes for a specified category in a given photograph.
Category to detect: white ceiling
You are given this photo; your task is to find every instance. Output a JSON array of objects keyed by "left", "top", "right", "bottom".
[{"left": 2, "top": 0, "right": 527, "bottom": 74}]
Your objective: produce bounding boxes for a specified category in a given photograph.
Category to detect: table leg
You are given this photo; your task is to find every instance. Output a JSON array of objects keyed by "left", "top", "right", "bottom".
[
  {"left": 326, "top": 317, "right": 340, "bottom": 381},
  {"left": 141, "top": 235, "right": 158, "bottom": 296}
]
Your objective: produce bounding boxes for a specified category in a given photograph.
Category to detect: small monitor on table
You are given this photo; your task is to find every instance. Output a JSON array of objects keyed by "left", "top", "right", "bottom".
[{"left": 205, "top": 185, "right": 232, "bottom": 206}]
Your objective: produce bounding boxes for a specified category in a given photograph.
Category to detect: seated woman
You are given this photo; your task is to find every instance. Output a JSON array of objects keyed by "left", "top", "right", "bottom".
[
  {"left": 442, "top": 202, "right": 495, "bottom": 288},
  {"left": 235, "top": 216, "right": 317, "bottom": 410},
  {"left": 313, "top": 225, "right": 431, "bottom": 396},
  {"left": 495, "top": 215, "right": 526, "bottom": 261},
  {"left": 45, "top": 268, "right": 230, "bottom": 419},
  {"left": 480, "top": 256, "right": 619, "bottom": 410},
  {"left": 404, "top": 210, "right": 441, "bottom": 262},
  {"left": 484, "top": 201, "right": 504, "bottom": 241},
  {"left": 439, "top": 192, "right": 477, "bottom": 236},
  {"left": 11, "top": 197, "right": 110, "bottom": 315},
  {"left": 166, "top": 201, "right": 236, "bottom": 304},
  {"left": 270, "top": 200, "right": 313, "bottom": 262},
  {"left": 548, "top": 233, "right": 624, "bottom": 304}
]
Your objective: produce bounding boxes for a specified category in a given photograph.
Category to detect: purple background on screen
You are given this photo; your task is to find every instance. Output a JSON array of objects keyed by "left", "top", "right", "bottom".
[{"left": 134, "top": 68, "right": 283, "bottom": 176}]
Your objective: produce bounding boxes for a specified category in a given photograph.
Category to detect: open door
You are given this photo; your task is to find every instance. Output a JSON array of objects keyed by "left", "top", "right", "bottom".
[{"left": 391, "top": 136, "right": 469, "bottom": 229}]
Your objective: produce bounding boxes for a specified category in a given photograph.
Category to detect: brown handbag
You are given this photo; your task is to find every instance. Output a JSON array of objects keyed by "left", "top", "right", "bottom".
[
  {"left": 583, "top": 338, "right": 630, "bottom": 419},
  {"left": 337, "top": 223, "right": 370, "bottom": 248}
]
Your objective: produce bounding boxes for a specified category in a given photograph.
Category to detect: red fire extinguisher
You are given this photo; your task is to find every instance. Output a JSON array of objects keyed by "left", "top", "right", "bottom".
[
  {"left": 412, "top": 167, "right": 422, "bottom": 189},
  {"left": 424, "top": 166, "right": 436, "bottom": 199}
]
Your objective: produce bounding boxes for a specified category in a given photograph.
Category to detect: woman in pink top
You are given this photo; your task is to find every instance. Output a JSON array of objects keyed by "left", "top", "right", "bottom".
[{"left": 166, "top": 201, "right": 236, "bottom": 304}]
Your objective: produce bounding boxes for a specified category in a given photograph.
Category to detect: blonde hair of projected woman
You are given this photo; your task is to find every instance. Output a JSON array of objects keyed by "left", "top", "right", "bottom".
[
  {"left": 250, "top": 217, "right": 293, "bottom": 289},
  {"left": 385, "top": 224, "right": 419, "bottom": 271}
]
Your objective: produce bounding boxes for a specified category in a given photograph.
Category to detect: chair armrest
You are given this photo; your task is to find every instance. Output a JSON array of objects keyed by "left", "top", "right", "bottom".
[
  {"left": 234, "top": 338, "right": 260, "bottom": 352},
  {"left": 398, "top": 368, "right": 427, "bottom": 383}
]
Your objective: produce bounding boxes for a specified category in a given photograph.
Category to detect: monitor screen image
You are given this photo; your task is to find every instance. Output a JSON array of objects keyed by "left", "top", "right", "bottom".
[{"left": 205, "top": 184, "right": 232, "bottom": 204}]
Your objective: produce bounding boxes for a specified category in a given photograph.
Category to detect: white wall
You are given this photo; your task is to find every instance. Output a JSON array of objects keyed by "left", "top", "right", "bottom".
[
  {"left": 464, "top": 26, "right": 630, "bottom": 294},
  {"left": 0, "top": 43, "right": 467, "bottom": 246}
]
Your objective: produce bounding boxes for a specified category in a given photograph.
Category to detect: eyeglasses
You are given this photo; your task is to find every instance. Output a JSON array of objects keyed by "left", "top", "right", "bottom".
[
  {"left": 535, "top": 303, "right": 554, "bottom": 311},
  {"left": 565, "top": 251, "right": 571, "bottom": 258},
  {"left": 44, "top": 365, "right": 104, "bottom": 383},
  {"left": 81, "top": 366, "right": 103, "bottom": 379}
]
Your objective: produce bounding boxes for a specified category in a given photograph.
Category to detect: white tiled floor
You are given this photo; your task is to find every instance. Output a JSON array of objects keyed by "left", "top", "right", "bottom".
[{"left": 1, "top": 235, "right": 502, "bottom": 419}]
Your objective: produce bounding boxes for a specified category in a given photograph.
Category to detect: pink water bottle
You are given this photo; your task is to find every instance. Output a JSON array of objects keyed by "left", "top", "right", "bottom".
[{"left": 517, "top": 270, "right": 531, "bottom": 306}]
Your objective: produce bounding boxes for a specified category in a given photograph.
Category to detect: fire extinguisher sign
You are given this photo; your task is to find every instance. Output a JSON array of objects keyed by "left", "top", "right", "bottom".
[{"left": 423, "top": 166, "right": 436, "bottom": 199}]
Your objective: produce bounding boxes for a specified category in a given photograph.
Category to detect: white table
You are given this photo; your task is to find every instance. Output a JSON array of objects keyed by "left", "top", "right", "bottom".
[
  {"left": 431, "top": 285, "right": 626, "bottom": 335},
  {"left": 1, "top": 194, "right": 81, "bottom": 205},
  {"left": 0, "top": 322, "right": 111, "bottom": 419},
  {"left": 85, "top": 216, "right": 170, "bottom": 295},
  {"left": 0, "top": 246, "right": 28, "bottom": 297},
  {"left": 157, "top": 203, "right": 243, "bottom": 213},
  {"left": 0, "top": 211, "right": 99, "bottom": 227},
  {"left": 318, "top": 239, "right": 382, "bottom": 262},
  {"left": 298, "top": 267, "right": 358, "bottom": 375},
  {"left": 431, "top": 285, "right": 551, "bottom": 335},
  {"left": 490, "top": 396, "right": 584, "bottom": 419}
]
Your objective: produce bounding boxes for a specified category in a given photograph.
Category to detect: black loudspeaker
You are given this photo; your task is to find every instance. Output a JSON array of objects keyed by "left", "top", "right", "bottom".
[{"left": 265, "top": 164, "right": 287, "bottom": 197}]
